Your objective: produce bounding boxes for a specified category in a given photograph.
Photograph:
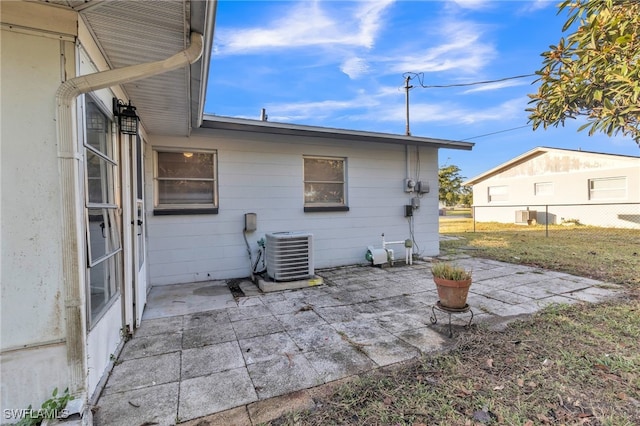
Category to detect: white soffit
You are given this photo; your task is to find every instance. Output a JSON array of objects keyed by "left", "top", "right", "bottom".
[{"left": 45, "top": 0, "right": 201, "bottom": 137}]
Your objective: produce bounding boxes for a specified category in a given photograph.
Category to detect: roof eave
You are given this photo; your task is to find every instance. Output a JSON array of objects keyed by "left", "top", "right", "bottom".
[
  {"left": 199, "top": 114, "right": 475, "bottom": 150},
  {"left": 463, "top": 147, "right": 548, "bottom": 186}
]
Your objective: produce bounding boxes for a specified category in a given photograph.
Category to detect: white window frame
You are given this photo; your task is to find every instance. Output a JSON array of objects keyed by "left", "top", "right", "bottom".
[
  {"left": 588, "top": 176, "right": 626, "bottom": 200},
  {"left": 82, "top": 95, "right": 122, "bottom": 328},
  {"left": 534, "top": 182, "right": 554, "bottom": 196},
  {"left": 153, "top": 148, "right": 218, "bottom": 214},
  {"left": 487, "top": 185, "right": 508, "bottom": 203},
  {"left": 303, "top": 156, "right": 348, "bottom": 211}
]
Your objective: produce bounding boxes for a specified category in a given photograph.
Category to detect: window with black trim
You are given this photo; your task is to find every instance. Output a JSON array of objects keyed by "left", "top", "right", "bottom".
[
  {"left": 303, "top": 156, "right": 348, "bottom": 212},
  {"left": 154, "top": 150, "right": 218, "bottom": 214}
]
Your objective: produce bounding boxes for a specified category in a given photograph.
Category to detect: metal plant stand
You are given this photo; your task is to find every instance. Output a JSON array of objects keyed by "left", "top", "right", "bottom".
[{"left": 430, "top": 301, "right": 474, "bottom": 338}]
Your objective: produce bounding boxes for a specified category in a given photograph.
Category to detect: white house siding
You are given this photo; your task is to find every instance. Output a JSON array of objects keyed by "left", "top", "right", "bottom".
[
  {"left": 470, "top": 150, "right": 640, "bottom": 228},
  {"left": 0, "top": 29, "right": 70, "bottom": 412},
  {"left": 146, "top": 130, "right": 440, "bottom": 284}
]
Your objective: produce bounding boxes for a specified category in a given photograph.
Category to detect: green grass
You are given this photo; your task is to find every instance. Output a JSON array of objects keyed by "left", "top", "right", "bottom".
[
  {"left": 440, "top": 208, "right": 473, "bottom": 217},
  {"left": 439, "top": 218, "right": 640, "bottom": 287},
  {"left": 266, "top": 302, "right": 640, "bottom": 426},
  {"left": 261, "top": 218, "right": 640, "bottom": 426}
]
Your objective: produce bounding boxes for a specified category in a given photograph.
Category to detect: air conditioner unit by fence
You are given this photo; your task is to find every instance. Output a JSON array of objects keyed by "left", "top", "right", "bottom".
[
  {"left": 515, "top": 210, "right": 537, "bottom": 223},
  {"left": 266, "top": 232, "right": 314, "bottom": 281}
]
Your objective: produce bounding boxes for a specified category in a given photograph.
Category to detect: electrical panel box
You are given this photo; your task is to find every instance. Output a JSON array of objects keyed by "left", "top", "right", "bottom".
[
  {"left": 404, "top": 205, "right": 413, "bottom": 217},
  {"left": 411, "top": 197, "right": 420, "bottom": 209},
  {"left": 244, "top": 213, "right": 257, "bottom": 232},
  {"left": 404, "top": 178, "right": 415, "bottom": 193}
]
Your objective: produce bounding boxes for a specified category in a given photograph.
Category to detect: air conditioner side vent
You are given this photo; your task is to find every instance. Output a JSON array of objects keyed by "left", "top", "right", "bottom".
[
  {"left": 515, "top": 210, "right": 537, "bottom": 223},
  {"left": 265, "top": 232, "right": 314, "bottom": 281}
]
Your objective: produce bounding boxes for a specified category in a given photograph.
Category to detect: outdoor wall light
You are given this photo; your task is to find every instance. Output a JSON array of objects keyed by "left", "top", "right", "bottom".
[{"left": 112, "top": 98, "right": 139, "bottom": 135}]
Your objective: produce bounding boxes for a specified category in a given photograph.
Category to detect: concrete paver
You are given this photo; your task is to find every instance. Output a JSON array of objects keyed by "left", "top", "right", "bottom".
[
  {"left": 94, "top": 257, "right": 623, "bottom": 426},
  {"left": 102, "top": 352, "right": 181, "bottom": 395},
  {"left": 94, "top": 382, "right": 179, "bottom": 426},
  {"left": 178, "top": 367, "right": 258, "bottom": 420}
]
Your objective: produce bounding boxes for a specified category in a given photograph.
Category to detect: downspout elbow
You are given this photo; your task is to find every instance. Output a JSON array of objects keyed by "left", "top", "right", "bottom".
[{"left": 56, "top": 32, "right": 204, "bottom": 105}]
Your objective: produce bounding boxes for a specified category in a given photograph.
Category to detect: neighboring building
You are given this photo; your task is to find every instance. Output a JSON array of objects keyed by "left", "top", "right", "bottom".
[
  {"left": 0, "top": 0, "right": 473, "bottom": 420},
  {"left": 463, "top": 147, "right": 640, "bottom": 228}
]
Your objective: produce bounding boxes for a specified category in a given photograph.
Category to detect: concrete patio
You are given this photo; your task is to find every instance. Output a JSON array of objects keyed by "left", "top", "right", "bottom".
[{"left": 93, "top": 255, "right": 621, "bottom": 425}]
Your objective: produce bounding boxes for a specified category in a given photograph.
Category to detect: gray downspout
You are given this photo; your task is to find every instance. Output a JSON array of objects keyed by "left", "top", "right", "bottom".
[{"left": 55, "top": 32, "right": 203, "bottom": 397}]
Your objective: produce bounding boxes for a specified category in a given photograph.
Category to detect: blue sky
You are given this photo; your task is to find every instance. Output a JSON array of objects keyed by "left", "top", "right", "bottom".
[{"left": 205, "top": 0, "right": 639, "bottom": 179}]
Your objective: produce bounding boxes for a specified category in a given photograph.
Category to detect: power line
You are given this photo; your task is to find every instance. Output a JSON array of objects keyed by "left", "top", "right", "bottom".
[
  {"left": 402, "top": 72, "right": 536, "bottom": 89},
  {"left": 461, "top": 125, "right": 531, "bottom": 141},
  {"left": 398, "top": 72, "right": 537, "bottom": 139}
]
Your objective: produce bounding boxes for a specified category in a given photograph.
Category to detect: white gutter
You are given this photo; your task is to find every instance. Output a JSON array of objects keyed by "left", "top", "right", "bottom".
[{"left": 55, "top": 32, "right": 203, "bottom": 396}]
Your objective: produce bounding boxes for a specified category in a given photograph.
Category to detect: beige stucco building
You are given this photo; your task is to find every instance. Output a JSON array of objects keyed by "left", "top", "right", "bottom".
[{"left": 464, "top": 147, "right": 640, "bottom": 228}]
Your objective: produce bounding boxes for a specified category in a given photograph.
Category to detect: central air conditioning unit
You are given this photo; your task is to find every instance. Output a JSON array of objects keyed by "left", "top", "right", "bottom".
[
  {"left": 265, "top": 232, "right": 314, "bottom": 281},
  {"left": 515, "top": 210, "right": 537, "bottom": 223}
]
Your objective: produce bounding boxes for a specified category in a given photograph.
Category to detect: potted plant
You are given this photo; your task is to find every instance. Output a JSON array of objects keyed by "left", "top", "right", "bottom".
[{"left": 431, "top": 262, "right": 472, "bottom": 309}]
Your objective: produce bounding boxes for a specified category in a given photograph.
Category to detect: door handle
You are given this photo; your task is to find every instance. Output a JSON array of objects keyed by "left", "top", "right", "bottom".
[{"left": 131, "top": 219, "right": 143, "bottom": 236}]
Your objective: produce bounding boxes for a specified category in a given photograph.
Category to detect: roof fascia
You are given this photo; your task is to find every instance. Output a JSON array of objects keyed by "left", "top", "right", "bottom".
[
  {"left": 462, "top": 146, "right": 640, "bottom": 186},
  {"left": 462, "top": 147, "right": 547, "bottom": 186},
  {"left": 190, "top": 0, "right": 216, "bottom": 131},
  {"left": 198, "top": 115, "right": 474, "bottom": 151}
]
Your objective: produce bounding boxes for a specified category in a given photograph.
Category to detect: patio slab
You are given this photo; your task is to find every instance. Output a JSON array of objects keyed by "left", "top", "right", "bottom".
[
  {"left": 178, "top": 367, "right": 258, "bottom": 420},
  {"left": 94, "top": 382, "right": 179, "bottom": 426},
  {"left": 94, "top": 257, "right": 623, "bottom": 426}
]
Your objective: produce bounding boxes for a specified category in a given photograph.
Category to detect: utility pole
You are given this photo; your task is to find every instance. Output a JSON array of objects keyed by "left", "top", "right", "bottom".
[{"left": 404, "top": 75, "right": 413, "bottom": 136}]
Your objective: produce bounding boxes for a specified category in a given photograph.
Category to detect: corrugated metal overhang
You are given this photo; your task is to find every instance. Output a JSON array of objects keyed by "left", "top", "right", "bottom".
[{"left": 42, "top": 0, "right": 214, "bottom": 137}]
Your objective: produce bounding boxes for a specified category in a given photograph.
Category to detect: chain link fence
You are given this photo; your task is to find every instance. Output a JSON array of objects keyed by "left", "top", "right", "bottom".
[{"left": 440, "top": 203, "right": 640, "bottom": 236}]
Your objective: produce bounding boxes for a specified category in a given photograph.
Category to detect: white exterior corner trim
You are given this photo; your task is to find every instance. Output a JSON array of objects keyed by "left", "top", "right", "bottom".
[{"left": 54, "top": 32, "right": 204, "bottom": 396}]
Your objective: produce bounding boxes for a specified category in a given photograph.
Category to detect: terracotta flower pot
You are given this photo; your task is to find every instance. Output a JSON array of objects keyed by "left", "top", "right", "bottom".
[{"left": 433, "top": 276, "right": 472, "bottom": 309}]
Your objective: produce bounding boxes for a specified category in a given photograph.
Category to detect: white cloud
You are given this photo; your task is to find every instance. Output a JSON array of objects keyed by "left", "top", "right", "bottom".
[
  {"left": 449, "top": 0, "right": 492, "bottom": 10},
  {"left": 264, "top": 82, "right": 528, "bottom": 128},
  {"left": 462, "top": 79, "right": 531, "bottom": 94},
  {"left": 519, "top": 0, "right": 554, "bottom": 13},
  {"left": 215, "top": 0, "right": 395, "bottom": 55},
  {"left": 266, "top": 95, "right": 381, "bottom": 122},
  {"left": 385, "top": 20, "right": 496, "bottom": 75},
  {"left": 375, "top": 97, "right": 524, "bottom": 126},
  {"left": 355, "top": 0, "right": 396, "bottom": 47},
  {"left": 340, "top": 57, "right": 371, "bottom": 79},
  {"left": 456, "top": 97, "right": 526, "bottom": 124}
]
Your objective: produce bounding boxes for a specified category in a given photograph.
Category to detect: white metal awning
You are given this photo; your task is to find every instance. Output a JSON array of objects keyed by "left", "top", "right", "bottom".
[{"left": 42, "top": 0, "right": 215, "bottom": 136}]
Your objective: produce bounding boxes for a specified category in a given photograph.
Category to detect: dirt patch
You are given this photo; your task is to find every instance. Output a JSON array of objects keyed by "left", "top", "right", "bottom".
[{"left": 226, "top": 278, "right": 245, "bottom": 299}]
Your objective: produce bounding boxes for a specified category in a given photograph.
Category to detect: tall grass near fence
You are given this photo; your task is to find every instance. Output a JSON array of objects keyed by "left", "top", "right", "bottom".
[{"left": 439, "top": 217, "right": 640, "bottom": 287}]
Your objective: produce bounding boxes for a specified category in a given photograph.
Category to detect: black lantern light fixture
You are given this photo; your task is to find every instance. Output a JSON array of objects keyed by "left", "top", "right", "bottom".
[{"left": 113, "top": 98, "right": 139, "bottom": 135}]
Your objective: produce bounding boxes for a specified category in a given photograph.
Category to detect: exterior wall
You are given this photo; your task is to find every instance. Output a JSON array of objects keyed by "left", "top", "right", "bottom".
[
  {"left": 146, "top": 130, "right": 440, "bottom": 284},
  {"left": 471, "top": 151, "right": 640, "bottom": 228},
  {"left": 1, "top": 5, "right": 130, "bottom": 415},
  {"left": 0, "top": 28, "right": 71, "bottom": 412}
]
